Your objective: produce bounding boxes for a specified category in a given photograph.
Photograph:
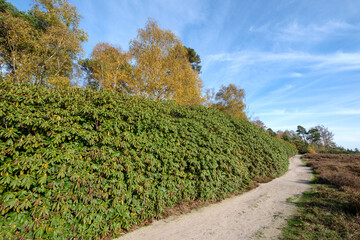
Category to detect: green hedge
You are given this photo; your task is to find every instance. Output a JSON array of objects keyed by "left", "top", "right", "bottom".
[{"left": 0, "top": 82, "right": 296, "bottom": 239}]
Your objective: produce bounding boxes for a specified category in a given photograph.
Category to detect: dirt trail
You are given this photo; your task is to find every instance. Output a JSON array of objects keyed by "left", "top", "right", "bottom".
[{"left": 116, "top": 155, "right": 312, "bottom": 240}]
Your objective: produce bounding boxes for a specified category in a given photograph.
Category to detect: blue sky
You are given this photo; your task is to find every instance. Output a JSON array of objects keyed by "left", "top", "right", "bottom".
[{"left": 11, "top": 0, "right": 360, "bottom": 149}]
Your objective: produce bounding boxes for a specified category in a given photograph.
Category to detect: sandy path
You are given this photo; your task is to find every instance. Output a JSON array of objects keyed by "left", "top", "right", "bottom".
[{"left": 116, "top": 155, "right": 312, "bottom": 240}]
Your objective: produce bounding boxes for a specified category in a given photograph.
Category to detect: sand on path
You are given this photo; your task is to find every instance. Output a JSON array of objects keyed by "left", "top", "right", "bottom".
[{"left": 116, "top": 155, "right": 312, "bottom": 240}]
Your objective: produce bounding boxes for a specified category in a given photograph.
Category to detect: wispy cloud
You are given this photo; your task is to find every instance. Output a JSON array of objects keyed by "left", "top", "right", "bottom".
[
  {"left": 250, "top": 20, "right": 360, "bottom": 43},
  {"left": 204, "top": 51, "right": 360, "bottom": 76},
  {"left": 290, "top": 72, "right": 303, "bottom": 78},
  {"left": 259, "top": 109, "right": 360, "bottom": 117},
  {"left": 205, "top": 51, "right": 360, "bottom": 66},
  {"left": 278, "top": 21, "right": 358, "bottom": 42},
  {"left": 270, "top": 84, "right": 294, "bottom": 94}
]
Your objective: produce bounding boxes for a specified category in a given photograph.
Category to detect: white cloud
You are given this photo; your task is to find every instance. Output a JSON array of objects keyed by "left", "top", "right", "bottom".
[
  {"left": 279, "top": 21, "right": 357, "bottom": 42},
  {"left": 334, "top": 110, "right": 360, "bottom": 115},
  {"left": 259, "top": 109, "right": 360, "bottom": 117},
  {"left": 290, "top": 72, "right": 303, "bottom": 77},
  {"left": 270, "top": 84, "right": 294, "bottom": 94},
  {"left": 204, "top": 51, "right": 360, "bottom": 75},
  {"left": 251, "top": 20, "right": 360, "bottom": 43}
]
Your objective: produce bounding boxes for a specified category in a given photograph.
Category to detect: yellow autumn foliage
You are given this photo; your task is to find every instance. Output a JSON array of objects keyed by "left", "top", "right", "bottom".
[
  {"left": 0, "top": 12, "right": 36, "bottom": 83},
  {"left": 129, "top": 19, "right": 204, "bottom": 105},
  {"left": 307, "top": 145, "right": 316, "bottom": 153},
  {"left": 46, "top": 75, "right": 71, "bottom": 89},
  {"left": 0, "top": 0, "right": 87, "bottom": 87},
  {"left": 88, "top": 43, "right": 133, "bottom": 92},
  {"left": 213, "top": 84, "right": 247, "bottom": 120}
]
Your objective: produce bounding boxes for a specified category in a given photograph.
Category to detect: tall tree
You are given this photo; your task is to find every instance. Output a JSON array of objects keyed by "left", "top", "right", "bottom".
[
  {"left": 281, "top": 130, "right": 293, "bottom": 142},
  {"left": 252, "top": 119, "right": 266, "bottom": 129},
  {"left": 0, "top": 0, "right": 87, "bottom": 87},
  {"left": 80, "top": 43, "right": 132, "bottom": 92},
  {"left": 267, "top": 128, "right": 277, "bottom": 137},
  {"left": 184, "top": 46, "right": 201, "bottom": 74},
  {"left": 0, "top": 0, "right": 42, "bottom": 83},
  {"left": 213, "top": 84, "right": 247, "bottom": 120},
  {"left": 79, "top": 58, "right": 98, "bottom": 89},
  {"left": 315, "top": 125, "right": 336, "bottom": 150},
  {"left": 129, "top": 19, "right": 204, "bottom": 105},
  {"left": 203, "top": 88, "right": 216, "bottom": 107},
  {"left": 296, "top": 125, "right": 307, "bottom": 141},
  {"left": 307, "top": 128, "right": 321, "bottom": 145}
]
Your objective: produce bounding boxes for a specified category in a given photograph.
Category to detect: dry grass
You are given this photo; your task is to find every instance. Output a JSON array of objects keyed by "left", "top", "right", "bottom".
[
  {"left": 281, "top": 153, "right": 360, "bottom": 240},
  {"left": 304, "top": 153, "right": 360, "bottom": 211}
]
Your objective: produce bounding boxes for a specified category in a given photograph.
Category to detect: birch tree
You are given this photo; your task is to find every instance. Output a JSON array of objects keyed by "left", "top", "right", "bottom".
[
  {"left": 81, "top": 43, "right": 133, "bottom": 92},
  {"left": 0, "top": 0, "right": 87, "bottom": 87},
  {"left": 129, "top": 19, "right": 204, "bottom": 105}
]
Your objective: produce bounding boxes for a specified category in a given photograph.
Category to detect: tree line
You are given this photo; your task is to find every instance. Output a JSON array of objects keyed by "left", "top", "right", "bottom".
[
  {"left": 0, "top": 0, "right": 247, "bottom": 119},
  {"left": 252, "top": 120, "right": 357, "bottom": 154}
]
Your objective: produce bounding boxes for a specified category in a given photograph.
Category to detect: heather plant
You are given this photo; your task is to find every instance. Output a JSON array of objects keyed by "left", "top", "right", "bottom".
[{"left": 281, "top": 154, "right": 360, "bottom": 240}]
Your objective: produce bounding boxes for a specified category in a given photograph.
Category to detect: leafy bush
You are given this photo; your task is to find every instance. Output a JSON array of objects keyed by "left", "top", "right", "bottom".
[{"left": 0, "top": 81, "right": 296, "bottom": 239}]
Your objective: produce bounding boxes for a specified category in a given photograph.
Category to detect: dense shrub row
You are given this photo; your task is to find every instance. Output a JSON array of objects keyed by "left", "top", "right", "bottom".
[{"left": 0, "top": 82, "right": 296, "bottom": 239}]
